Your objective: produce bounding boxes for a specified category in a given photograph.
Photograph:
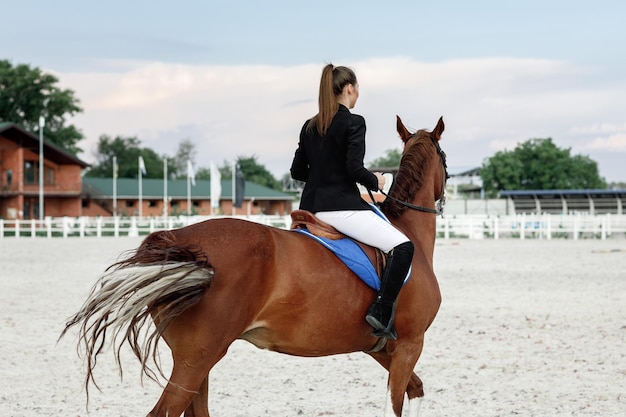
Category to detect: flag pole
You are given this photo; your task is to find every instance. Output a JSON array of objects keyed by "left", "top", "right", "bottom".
[
  {"left": 163, "top": 158, "right": 168, "bottom": 218},
  {"left": 187, "top": 159, "right": 195, "bottom": 216},
  {"left": 38, "top": 115, "right": 45, "bottom": 220},
  {"left": 138, "top": 157, "right": 143, "bottom": 217},
  {"left": 231, "top": 162, "right": 235, "bottom": 216},
  {"left": 187, "top": 169, "right": 191, "bottom": 216},
  {"left": 113, "top": 155, "right": 118, "bottom": 217}
]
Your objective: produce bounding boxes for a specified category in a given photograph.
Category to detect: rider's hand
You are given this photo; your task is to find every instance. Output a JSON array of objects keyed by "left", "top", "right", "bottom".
[{"left": 374, "top": 172, "right": 386, "bottom": 191}]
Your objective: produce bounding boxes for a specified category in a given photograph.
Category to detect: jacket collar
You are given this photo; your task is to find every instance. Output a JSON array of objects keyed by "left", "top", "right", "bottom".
[{"left": 338, "top": 104, "right": 350, "bottom": 113}]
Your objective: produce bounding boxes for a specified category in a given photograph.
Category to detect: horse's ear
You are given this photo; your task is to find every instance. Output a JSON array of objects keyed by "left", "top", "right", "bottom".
[
  {"left": 396, "top": 115, "right": 412, "bottom": 143},
  {"left": 433, "top": 116, "right": 445, "bottom": 141}
]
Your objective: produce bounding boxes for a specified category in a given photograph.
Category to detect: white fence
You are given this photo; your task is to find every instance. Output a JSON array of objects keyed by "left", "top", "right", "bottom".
[
  {"left": 0, "top": 215, "right": 290, "bottom": 239},
  {"left": 438, "top": 213, "right": 626, "bottom": 240},
  {"left": 1, "top": 213, "right": 625, "bottom": 240}
]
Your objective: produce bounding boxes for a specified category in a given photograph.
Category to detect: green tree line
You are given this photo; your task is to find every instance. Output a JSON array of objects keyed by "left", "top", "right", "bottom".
[{"left": 480, "top": 138, "right": 606, "bottom": 196}]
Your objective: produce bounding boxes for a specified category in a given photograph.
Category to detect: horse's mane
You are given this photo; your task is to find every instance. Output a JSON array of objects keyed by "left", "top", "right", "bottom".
[{"left": 382, "top": 130, "right": 436, "bottom": 219}]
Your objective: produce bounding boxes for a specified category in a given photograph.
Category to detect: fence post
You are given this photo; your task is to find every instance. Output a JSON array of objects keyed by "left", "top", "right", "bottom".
[
  {"left": 601, "top": 216, "right": 607, "bottom": 240},
  {"left": 129, "top": 217, "right": 139, "bottom": 237},
  {"left": 114, "top": 217, "right": 119, "bottom": 237},
  {"left": 96, "top": 217, "right": 102, "bottom": 237},
  {"left": 0, "top": 219, "right": 3, "bottom": 238},
  {"left": 31, "top": 219, "right": 36, "bottom": 238},
  {"left": 520, "top": 213, "right": 525, "bottom": 240},
  {"left": 535, "top": 214, "right": 542, "bottom": 240},
  {"left": 494, "top": 216, "right": 499, "bottom": 240},
  {"left": 15, "top": 219, "right": 20, "bottom": 239},
  {"left": 62, "top": 217, "right": 69, "bottom": 238}
]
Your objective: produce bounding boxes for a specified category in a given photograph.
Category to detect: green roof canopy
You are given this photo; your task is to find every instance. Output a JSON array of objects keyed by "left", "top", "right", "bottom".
[{"left": 83, "top": 177, "right": 294, "bottom": 200}]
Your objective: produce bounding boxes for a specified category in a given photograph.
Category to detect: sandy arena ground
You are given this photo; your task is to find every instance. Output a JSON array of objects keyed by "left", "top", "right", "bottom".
[{"left": 0, "top": 236, "right": 624, "bottom": 417}]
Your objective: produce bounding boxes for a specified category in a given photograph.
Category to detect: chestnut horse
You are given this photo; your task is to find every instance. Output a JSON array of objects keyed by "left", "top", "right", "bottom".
[{"left": 63, "top": 116, "right": 447, "bottom": 417}]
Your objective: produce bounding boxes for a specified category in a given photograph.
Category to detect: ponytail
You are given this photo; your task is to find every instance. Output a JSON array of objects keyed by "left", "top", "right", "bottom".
[{"left": 307, "top": 64, "right": 357, "bottom": 136}]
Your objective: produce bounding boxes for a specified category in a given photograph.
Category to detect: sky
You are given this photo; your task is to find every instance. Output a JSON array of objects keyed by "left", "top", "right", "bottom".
[{"left": 2, "top": 0, "right": 625, "bottom": 183}]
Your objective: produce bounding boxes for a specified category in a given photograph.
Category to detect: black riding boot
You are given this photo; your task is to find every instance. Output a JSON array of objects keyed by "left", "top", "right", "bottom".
[{"left": 365, "top": 241, "right": 414, "bottom": 340}]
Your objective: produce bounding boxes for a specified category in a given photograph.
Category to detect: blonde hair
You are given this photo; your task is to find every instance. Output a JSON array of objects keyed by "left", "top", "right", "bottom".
[{"left": 307, "top": 64, "right": 358, "bottom": 136}]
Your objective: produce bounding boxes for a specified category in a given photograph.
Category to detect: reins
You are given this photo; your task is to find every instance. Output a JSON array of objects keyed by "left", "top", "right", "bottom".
[
  {"left": 379, "top": 190, "right": 443, "bottom": 215},
  {"left": 367, "top": 134, "right": 448, "bottom": 217},
  {"left": 367, "top": 189, "right": 443, "bottom": 216}
]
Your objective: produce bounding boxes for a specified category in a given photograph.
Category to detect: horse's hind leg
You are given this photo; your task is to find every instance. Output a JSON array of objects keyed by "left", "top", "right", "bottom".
[
  {"left": 183, "top": 375, "right": 210, "bottom": 417},
  {"left": 148, "top": 339, "right": 226, "bottom": 417},
  {"left": 407, "top": 372, "right": 424, "bottom": 400},
  {"left": 147, "top": 361, "right": 208, "bottom": 417}
]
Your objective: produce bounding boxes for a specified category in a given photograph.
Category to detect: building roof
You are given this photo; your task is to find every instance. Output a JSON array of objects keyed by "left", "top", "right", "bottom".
[
  {"left": 0, "top": 122, "right": 90, "bottom": 168},
  {"left": 499, "top": 189, "right": 625, "bottom": 215},
  {"left": 82, "top": 177, "right": 295, "bottom": 200},
  {"left": 450, "top": 167, "right": 481, "bottom": 177}
]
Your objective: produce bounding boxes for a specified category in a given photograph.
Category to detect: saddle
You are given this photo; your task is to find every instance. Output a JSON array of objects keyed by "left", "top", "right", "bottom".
[{"left": 290, "top": 210, "right": 386, "bottom": 278}]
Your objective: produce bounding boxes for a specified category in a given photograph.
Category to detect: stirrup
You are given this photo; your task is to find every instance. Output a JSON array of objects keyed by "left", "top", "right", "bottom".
[
  {"left": 372, "top": 326, "right": 398, "bottom": 341},
  {"left": 366, "top": 312, "right": 398, "bottom": 341}
]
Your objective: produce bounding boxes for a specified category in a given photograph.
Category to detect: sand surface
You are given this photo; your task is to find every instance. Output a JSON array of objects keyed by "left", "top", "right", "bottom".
[{"left": 1, "top": 236, "right": 624, "bottom": 416}]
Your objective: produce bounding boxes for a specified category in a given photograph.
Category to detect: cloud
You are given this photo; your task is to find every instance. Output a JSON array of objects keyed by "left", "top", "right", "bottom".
[
  {"left": 584, "top": 133, "right": 626, "bottom": 151},
  {"left": 57, "top": 56, "right": 626, "bottom": 182}
]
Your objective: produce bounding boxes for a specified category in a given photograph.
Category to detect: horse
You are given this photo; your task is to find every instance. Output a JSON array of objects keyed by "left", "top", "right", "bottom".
[{"left": 62, "top": 115, "right": 448, "bottom": 417}]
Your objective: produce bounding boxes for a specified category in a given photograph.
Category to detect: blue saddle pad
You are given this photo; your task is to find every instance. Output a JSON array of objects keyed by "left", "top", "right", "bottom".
[
  {"left": 293, "top": 228, "right": 381, "bottom": 290},
  {"left": 292, "top": 204, "right": 411, "bottom": 291}
]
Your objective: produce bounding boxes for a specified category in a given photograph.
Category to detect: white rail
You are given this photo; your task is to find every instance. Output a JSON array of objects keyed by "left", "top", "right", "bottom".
[
  {"left": 0, "top": 215, "right": 290, "bottom": 239},
  {"left": 436, "top": 213, "right": 626, "bottom": 240},
  {"left": 1, "top": 214, "right": 625, "bottom": 240}
]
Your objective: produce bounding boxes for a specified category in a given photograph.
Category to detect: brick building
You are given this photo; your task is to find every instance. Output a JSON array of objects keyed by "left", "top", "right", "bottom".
[{"left": 0, "top": 123, "right": 89, "bottom": 220}]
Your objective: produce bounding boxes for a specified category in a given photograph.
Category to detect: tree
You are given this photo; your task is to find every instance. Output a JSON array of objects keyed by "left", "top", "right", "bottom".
[
  {"left": 219, "top": 155, "right": 280, "bottom": 190},
  {"left": 85, "top": 135, "right": 172, "bottom": 178},
  {"left": 0, "top": 60, "right": 84, "bottom": 154},
  {"left": 173, "top": 138, "right": 197, "bottom": 176},
  {"left": 368, "top": 148, "right": 402, "bottom": 169},
  {"left": 481, "top": 138, "right": 606, "bottom": 196}
]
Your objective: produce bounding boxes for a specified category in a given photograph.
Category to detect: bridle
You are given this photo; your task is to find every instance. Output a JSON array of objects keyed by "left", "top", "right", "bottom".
[{"left": 371, "top": 135, "right": 449, "bottom": 216}]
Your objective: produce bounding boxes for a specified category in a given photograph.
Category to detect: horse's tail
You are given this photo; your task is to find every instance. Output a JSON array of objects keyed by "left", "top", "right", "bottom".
[{"left": 60, "top": 230, "right": 214, "bottom": 395}]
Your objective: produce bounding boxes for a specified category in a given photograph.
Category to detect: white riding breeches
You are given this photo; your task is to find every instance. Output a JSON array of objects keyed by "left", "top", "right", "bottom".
[{"left": 315, "top": 210, "right": 410, "bottom": 253}]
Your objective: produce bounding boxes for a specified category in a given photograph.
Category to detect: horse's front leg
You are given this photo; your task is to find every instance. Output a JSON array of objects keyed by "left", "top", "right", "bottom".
[
  {"left": 388, "top": 341, "right": 425, "bottom": 417},
  {"left": 381, "top": 373, "right": 423, "bottom": 417},
  {"left": 403, "top": 373, "right": 424, "bottom": 417},
  {"left": 367, "top": 350, "right": 424, "bottom": 399},
  {"left": 369, "top": 339, "right": 425, "bottom": 417}
]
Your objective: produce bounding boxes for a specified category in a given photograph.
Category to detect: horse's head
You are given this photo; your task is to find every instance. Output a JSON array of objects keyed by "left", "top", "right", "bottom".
[{"left": 383, "top": 116, "right": 448, "bottom": 219}]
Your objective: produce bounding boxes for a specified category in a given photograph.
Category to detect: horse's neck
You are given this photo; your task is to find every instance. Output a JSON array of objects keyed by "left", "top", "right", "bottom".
[
  {"left": 390, "top": 190, "right": 438, "bottom": 265},
  {"left": 394, "top": 215, "right": 436, "bottom": 258}
]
